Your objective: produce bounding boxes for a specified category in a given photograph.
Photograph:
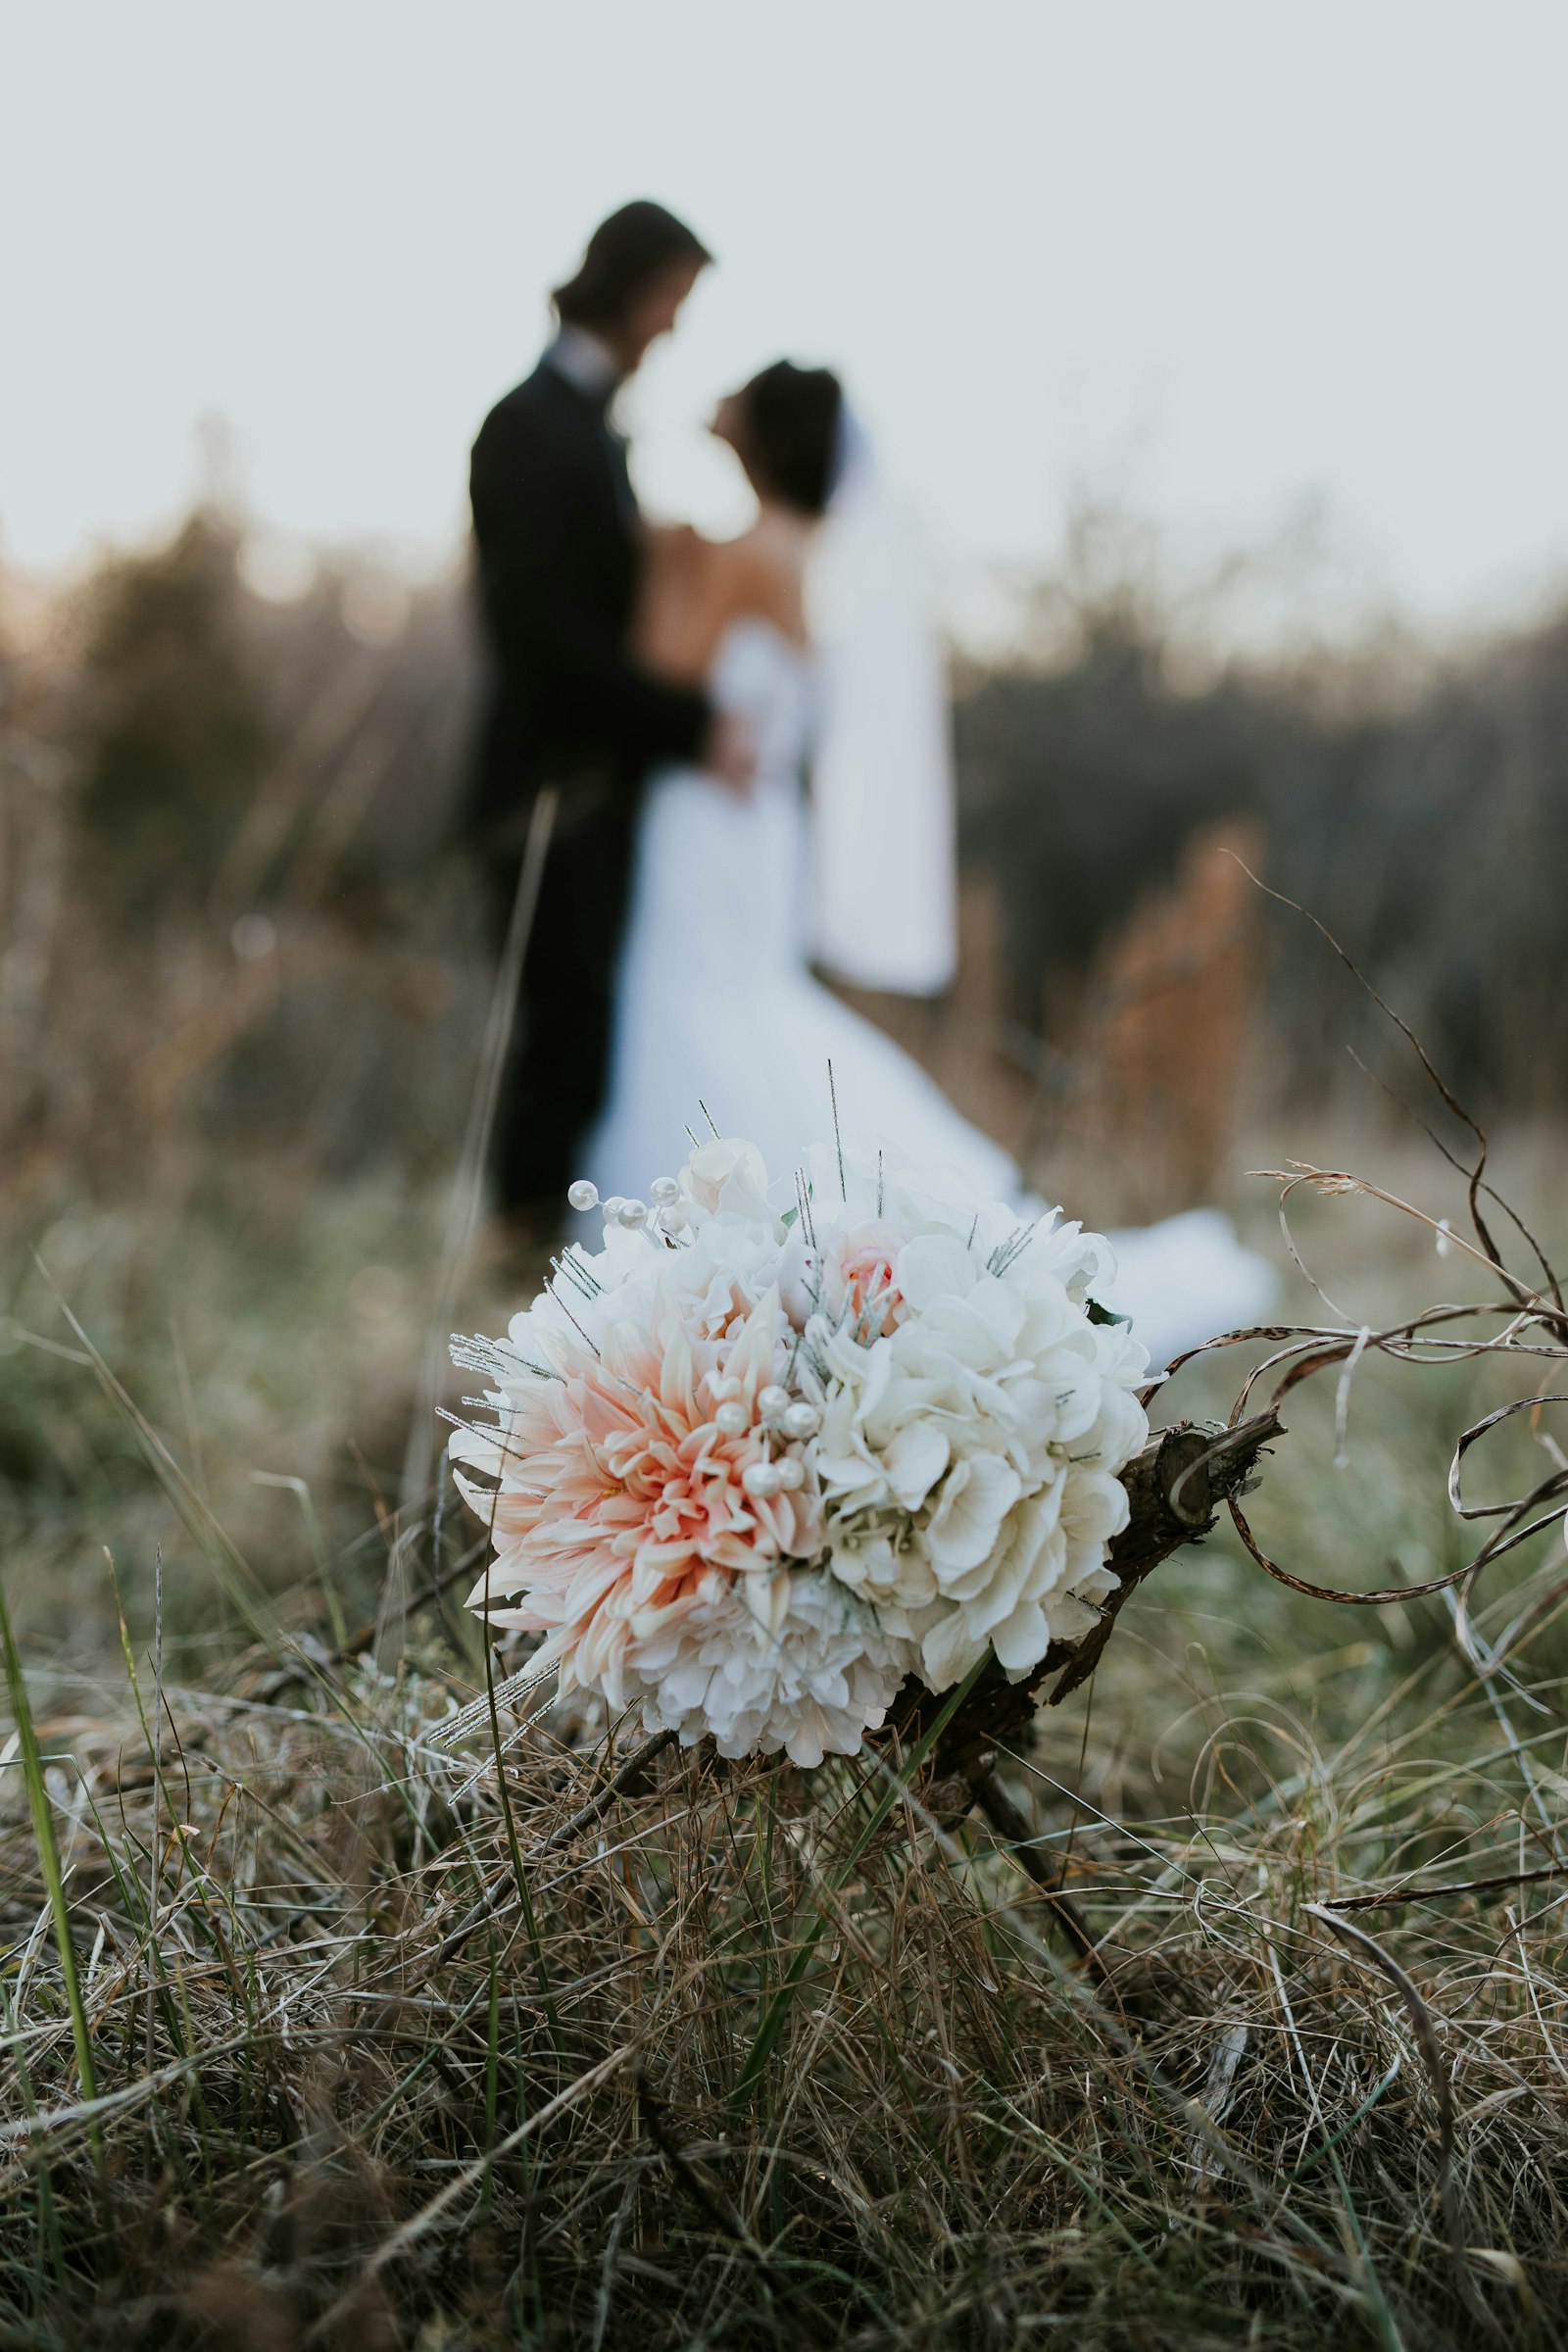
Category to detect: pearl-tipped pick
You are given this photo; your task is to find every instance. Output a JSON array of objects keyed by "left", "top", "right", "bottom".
[
  {"left": 566, "top": 1179, "right": 599, "bottom": 1212},
  {"left": 782, "top": 1401, "right": 820, "bottom": 1440},
  {"left": 713, "top": 1400, "right": 749, "bottom": 1437},
  {"left": 649, "top": 1175, "right": 680, "bottom": 1205},
  {"left": 616, "top": 1199, "right": 649, "bottom": 1228},
  {"left": 758, "top": 1385, "right": 791, "bottom": 1423},
  {"left": 743, "top": 1461, "right": 782, "bottom": 1498}
]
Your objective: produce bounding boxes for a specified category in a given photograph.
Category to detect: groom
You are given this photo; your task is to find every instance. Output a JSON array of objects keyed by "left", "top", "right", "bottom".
[{"left": 467, "top": 200, "right": 748, "bottom": 1232}]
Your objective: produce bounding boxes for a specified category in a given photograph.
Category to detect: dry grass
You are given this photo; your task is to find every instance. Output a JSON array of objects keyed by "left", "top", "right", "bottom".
[
  {"left": 4, "top": 1562, "right": 1567, "bottom": 2347},
  {"left": 5, "top": 1131, "right": 1568, "bottom": 2348},
  {"left": 8, "top": 508, "right": 1568, "bottom": 2339}
]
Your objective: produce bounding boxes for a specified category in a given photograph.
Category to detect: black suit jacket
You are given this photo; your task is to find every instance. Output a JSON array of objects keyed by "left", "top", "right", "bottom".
[{"left": 467, "top": 358, "right": 709, "bottom": 838}]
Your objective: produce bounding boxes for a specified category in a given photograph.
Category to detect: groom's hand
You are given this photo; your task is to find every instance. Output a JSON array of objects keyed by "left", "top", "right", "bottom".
[{"left": 706, "top": 711, "right": 756, "bottom": 796}]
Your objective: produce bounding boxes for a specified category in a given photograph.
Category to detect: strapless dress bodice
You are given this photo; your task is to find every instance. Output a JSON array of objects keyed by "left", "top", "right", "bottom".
[{"left": 707, "top": 617, "right": 816, "bottom": 795}]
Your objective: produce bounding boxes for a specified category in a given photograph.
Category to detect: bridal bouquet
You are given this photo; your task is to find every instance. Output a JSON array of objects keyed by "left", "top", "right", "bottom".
[{"left": 450, "top": 1139, "right": 1150, "bottom": 1768}]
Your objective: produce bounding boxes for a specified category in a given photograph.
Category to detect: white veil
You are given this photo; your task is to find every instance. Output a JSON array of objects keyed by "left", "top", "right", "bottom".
[{"left": 805, "top": 409, "right": 958, "bottom": 996}]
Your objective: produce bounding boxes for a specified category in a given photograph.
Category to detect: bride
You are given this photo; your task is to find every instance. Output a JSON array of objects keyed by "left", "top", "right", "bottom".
[{"left": 585, "top": 362, "right": 1273, "bottom": 1367}]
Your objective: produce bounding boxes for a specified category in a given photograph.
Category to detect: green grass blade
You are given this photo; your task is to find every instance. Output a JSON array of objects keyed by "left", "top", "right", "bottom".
[{"left": 0, "top": 1578, "right": 101, "bottom": 2161}]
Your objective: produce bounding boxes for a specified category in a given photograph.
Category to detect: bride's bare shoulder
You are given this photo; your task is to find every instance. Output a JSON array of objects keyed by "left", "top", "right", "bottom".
[
  {"left": 706, "top": 522, "right": 808, "bottom": 643},
  {"left": 642, "top": 521, "right": 710, "bottom": 589},
  {"left": 638, "top": 520, "right": 807, "bottom": 678},
  {"left": 636, "top": 526, "right": 725, "bottom": 677}
]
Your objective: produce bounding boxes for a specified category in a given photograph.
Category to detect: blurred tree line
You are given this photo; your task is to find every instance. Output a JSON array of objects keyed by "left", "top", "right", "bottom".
[
  {"left": 959, "top": 582, "right": 1568, "bottom": 1115},
  {"left": 5, "top": 498, "right": 1565, "bottom": 1197},
  {"left": 64, "top": 507, "right": 469, "bottom": 909},
  {"left": 0, "top": 508, "right": 481, "bottom": 1184}
]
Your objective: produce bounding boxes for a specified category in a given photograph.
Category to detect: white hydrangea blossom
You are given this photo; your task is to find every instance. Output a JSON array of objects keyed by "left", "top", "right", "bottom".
[{"left": 771, "top": 1142, "right": 1150, "bottom": 1688}]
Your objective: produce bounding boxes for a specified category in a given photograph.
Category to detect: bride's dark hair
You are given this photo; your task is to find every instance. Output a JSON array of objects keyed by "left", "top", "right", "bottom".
[{"left": 738, "top": 362, "right": 844, "bottom": 517}]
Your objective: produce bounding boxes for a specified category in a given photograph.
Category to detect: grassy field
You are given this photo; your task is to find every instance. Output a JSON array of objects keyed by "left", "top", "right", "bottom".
[
  {"left": 3, "top": 1115, "right": 1567, "bottom": 2349},
  {"left": 8, "top": 494, "right": 1568, "bottom": 2346}
]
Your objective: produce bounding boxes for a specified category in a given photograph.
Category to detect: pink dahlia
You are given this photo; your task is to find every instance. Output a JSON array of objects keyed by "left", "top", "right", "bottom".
[{"left": 455, "top": 1285, "right": 819, "bottom": 1708}]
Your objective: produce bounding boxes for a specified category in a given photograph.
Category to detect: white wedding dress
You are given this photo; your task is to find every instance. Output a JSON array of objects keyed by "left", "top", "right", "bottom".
[{"left": 586, "top": 617, "right": 1275, "bottom": 1368}]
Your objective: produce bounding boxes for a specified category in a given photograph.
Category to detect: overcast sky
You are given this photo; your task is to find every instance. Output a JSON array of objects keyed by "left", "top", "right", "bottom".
[{"left": 7, "top": 1, "right": 1568, "bottom": 639}]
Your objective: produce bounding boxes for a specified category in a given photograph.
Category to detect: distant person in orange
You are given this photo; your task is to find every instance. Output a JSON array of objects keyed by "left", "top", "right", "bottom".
[{"left": 466, "top": 201, "right": 749, "bottom": 1235}]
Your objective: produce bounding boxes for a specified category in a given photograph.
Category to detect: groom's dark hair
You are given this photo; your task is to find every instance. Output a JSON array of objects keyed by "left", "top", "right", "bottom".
[{"left": 552, "top": 202, "right": 712, "bottom": 332}]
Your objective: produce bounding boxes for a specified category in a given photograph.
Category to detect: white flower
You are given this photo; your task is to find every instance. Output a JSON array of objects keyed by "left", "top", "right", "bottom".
[
  {"left": 679, "top": 1136, "right": 777, "bottom": 1226},
  {"left": 452, "top": 1132, "right": 1151, "bottom": 1762},
  {"left": 791, "top": 1141, "right": 1150, "bottom": 1690},
  {"left": 626, "top": 1569, "right": 917, "bottom": 1768}
]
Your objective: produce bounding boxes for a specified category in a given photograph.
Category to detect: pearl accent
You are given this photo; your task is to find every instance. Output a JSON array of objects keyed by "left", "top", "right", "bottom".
[
  {"left": 782, "top": 1401, "right": 820, "bottom": 1440},
  {"left": 743, "top": 1461, "right": 782, "bottom": 1498},
  {"left": 566, "top": 1179, "right": 599, "bottom": 1212},
  {"left": 649, "top": 1175, "right": 680, "bottom": 1205},
  {"left": 616, "top": 1200, "right": 648, "bottom": 1228},
  {"left": 601, "top": 1196, "right": 624, "bottom": 1220},
  {"left": 758, "top": 1384, "right": 791, "bottom": 1423},
  {"left": 713, "top": 1400, "right": 749, "bottom": 1437},
  {"left": 661, "top": 1205, "right": 688, "bottom": 1234},
  {"left": 774, "top": 1456, "right": 805, "bottom": 1491}
]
